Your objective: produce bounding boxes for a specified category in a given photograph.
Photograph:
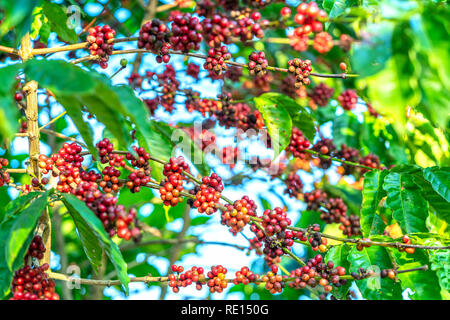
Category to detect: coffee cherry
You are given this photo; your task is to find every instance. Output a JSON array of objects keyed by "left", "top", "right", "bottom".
[
  {"left": 221, "top": 196, "right": 257, "bottom": 234},
  {"left": 138, "top": 19, "right": 171, "bottom": 63},
  {"left": 288, "top": 58, "right": 312, "bottom": 86},
  {"left": 204, "top": 46, "right": 231, "bottom": 75},
  {"left": 248, "top": 51, "right": 268, "bottom": 77},
  {"left": 286, "top": 127, "right": 310, "bottom": 159},
  {"left": 169, "top": 13, "right": 203, "bottom": 53},
  {"left": 201, "top": 14, "right": 234, "bottom": 47},
  {"left": 312, "top": 138, "right": 336, "bottom": 169},
  {"left": 308, "top": 83, "right": 335, "bottom": 107},
  {"left": 283, "top": 172, "right": 303, "bottom": 199},
  {"left": 169, "top": 265, "right": 206, "bottom": 293},
  {"left": 87, "top": 25, "right": 115, "bottom": 68},
  {"left": 207, "top": 265, "right": 227, "bottom": 293},
  {"left": 186, "top": 62, "right": 200, "bottom": 80},
  {"left": 338, "top": 89, "right": 358, "bottom": 110},
  {"left": 280, "top": 7, "right": 291, "bottom": 18},
  {"left": 339, "top": 62, "right": 347, "bottom": 72},
  {"left": 336, "top": 144, "right": 360, "bottom": 176},
  {"left": 313, "top": 32, "right": 334, "bottom": 53}
]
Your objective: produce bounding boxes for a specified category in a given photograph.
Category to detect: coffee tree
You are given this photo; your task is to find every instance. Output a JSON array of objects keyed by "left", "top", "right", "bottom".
[{"left": 0, "top": 0, "right": 449, "bottom": 300}]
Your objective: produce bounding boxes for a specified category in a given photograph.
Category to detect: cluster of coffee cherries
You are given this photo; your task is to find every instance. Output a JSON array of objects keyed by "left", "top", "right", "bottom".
[
  {"left": 248, "top": 51, "right": 268, "bottom": 77},
  {"left": 233, "top": 266, "right": 259, "bottom": 285},
  {"left": 100, "top": 166, "right": 122, "bottom": 193},
  {"left": 137, "top": 19, "right": 171, "bottom": 63},
  {"left": 288, "top": 58, "right": 313, "bottom": 87},
  {"left": 204, "top": 46, "right": 232, "bottom": 75},
  {"left": 351, "top": 267, "right": 375, "bottom": 280},
  {"left": 338, "top": 89, "right": 358, "bottom": 110},
  {"left": 291, "top": 224, "right": 328, "bottom": 252},
  {"left": 192, "top": 173, "right": 223, "bottom": 215},
  {"left": 288, "top": 255, "right": 347, "bottom": 293},
  {"left": 10, "top": 237, "right": 59, "bottom": 300},
  {"left": 221, "top": 196, "right": 257, "bottom": 234},
  {"left": 206, "top": 265, "right": 228, "bottom": 293},
  {"left": 293, "top": 1, "right": 327, "bottom": 36},
  {"left": 304, "top": 189, "right": 362, "bottom": 237},
  {"left": 380, "top": 268, "right": 397, "bottom": 280},
  {"left": 262, "top": 265, "right": 286, "bottom": 294},
  {"left": 248, "top": 207, "right": 295, "bottom": 260},
  {"left": 286, "top": 127, "right": 310, "bottom": 159},
  {"left": 86, "top": 25, "right": 115, "bottom": 69},
  {"left": 26, "top": 235, "right": 46, "bottom": 260},
  {"left": 313, "top": 32, "right": 334, "bottom": 54},
  {"left": 232, "top": 13, "right": 265, "bottom": 42},
  {"left": 126, "top": 146, "right": 152, "bottom": 169},
  {"left": 312, "top": 138, "right": 337, "bottom": 169},
  {"left": 0, "top": 158, "right": 11, "bottom": 187},
  {"left": 10, "top": 263, "right": 59, "bottom": 300},
  {"left": 336, "top": 144, "right": 360, "bottom": 175},
  {"left": 283, "top": 172, "right": 303, "bottom": 199},
  {"left": 186, "top": 62, "right": 200, "bottom": 80},
  {"left": 169, "top": 13, "right": 203, "bottom": 52},
  {"left": 168, "top": 265, "right": 206, "bottom": 293},
  {"left": 201, "top": 14, "right": 234, "bottom": 47},
  {"left": 399, "top": 235, "right": 415, "bottom": 254},
  {"left": 309, "top": 82, "right": 335, "bottom": 107},
  {"left": 73, "top": 181, "right": 142, "bottom": 240},
  {"left": 160, "top": 157, "right": 190, "bottom": 207}
]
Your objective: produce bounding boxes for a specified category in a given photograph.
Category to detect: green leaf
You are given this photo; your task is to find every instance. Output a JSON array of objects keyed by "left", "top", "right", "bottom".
[
  {"left": 6, "top": 190, "right": 52, "bottom": 270},
  {"left": 23, "top": 60, "right": 134, "bottom": 154},
  {"left": 360, "top": 170, "right": 388, "bottom": 236},
  {"left": 325, "top": 244, "right": 351, "bottom": 298},
  {"left": 383, "top": 171, "right": 429, "bottom": 234},
  {"left": 423, "top": 167, "right": 450, "bottom": 202},
  {"left": 62, "top": 194, "right": 129, "bottom": 294},
  {"left": 0, "top": 192, "right": 46, "bottom": 299},
  {"left": 58, "top": 96, "right": 99, "bottom": 160},
  {"left": 348, "top": 246, "right": 403, "bottom": 300},
  {"left": 253, "top": 94, "right": 293, "bottom": 158},
  {"left": 0, "top": 64, "right": 22, "bottom": 141},
  {"left": 411, "top": 171, "right": 450, "bottom": 223},
  {"left": 42, "top": 2, "right": 78, "bottom": 43},
  {"left": 3, "top": 192, "right": 42, "bottom": 220},
  {"left": 0, "top": 0, "right": 39, "bottom": 43}
]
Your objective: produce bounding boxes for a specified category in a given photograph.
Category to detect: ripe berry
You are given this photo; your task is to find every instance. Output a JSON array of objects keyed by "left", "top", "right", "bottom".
[
  {"left": 287, "top": 58, "right": 312, "bottom": 86},
  {"left": 169, "top": 13, "right": 203, "bottom": 53},
  {"left": 248, "top": 51, "right": 268, "bottom": 77},
  {"left": 87, "top": 25, "right": 115, "bottom": 68},
  {"left": 286, "top": 127, "right": 310, "bottom": 159},
  {"left": 338, "top": 89, "right": 358, "bottom": 111},
  {"left": 204, "top": 46, "right": 231, "bottom": 75},
  {"left": 138, "top": 19, "right": 171, "bottom": 63},
  {"left": 308, "top": 83, "right": 334, "bottom": 107},
  {"left": 313, "top": 32, "right": 334, "bottom": 53},
  {"left": 280, "top": 7, "right": 291, "bottom": 18}
]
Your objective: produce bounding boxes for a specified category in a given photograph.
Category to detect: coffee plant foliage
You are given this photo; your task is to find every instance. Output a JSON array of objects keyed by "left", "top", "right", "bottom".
[{"left": 0, "top": 0, "right": 449, "bottom": 300}]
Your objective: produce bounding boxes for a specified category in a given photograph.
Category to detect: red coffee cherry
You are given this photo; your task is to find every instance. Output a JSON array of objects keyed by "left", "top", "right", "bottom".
[
  {"left": 204, "top": 46, "right": 232, "bottom": 75},
  {"left": 313, "top": 32, "right": 334, "bottom": 54},
  {"left": 138, "top": 19, "right": 171, "bottom": 63},
  {"left": 248, "top": 51, "right": 268, "bottom": 77},
  {"left": 309, "top": 83, "right": 335, "bottom": 107},
  {"left": 338, "top": 89, "right": 358, "bottom": 110},
  {"left": 87, "top": 25, "right": 115, "bottom": 69},
  {"left": 287, "top": 58, "right": 312, "bottom": 86},
  {"left": 286, "top": 127, "right": 310, "bottom": 159}
]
